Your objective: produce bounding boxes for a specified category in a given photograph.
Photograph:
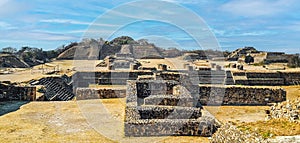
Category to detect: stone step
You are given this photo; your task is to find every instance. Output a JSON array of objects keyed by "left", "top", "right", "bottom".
[
  {"left": 124, "top": 115, "right": 218, "bottom": 137},
  {"left": 128, "top": 105, "right": 202, "bottom": 119},
  {"left": 39, "top": 78, "right": 74, "bottom": 101}
]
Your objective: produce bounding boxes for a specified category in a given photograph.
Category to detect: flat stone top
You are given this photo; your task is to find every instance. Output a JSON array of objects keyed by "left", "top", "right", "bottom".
[
  {"left": 232, "top": 70, "right": 300, "bottom": 74},
  {"left": 144, "top": 95, "right": 193, "bottom": 99},
  {"left": 198, "top": 84, "right": 285, "bottom": 89}
]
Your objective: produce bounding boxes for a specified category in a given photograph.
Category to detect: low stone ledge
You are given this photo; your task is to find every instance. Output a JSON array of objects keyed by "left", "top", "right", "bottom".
[
  {"left": 125, "top": 117, "right": 218, "bottom": 137},
  {"left": 76, "top": 88, "right": 126, "bottom": 100},
  {"left": 137, "top": 106, "right": 202, "bottom": 119}
]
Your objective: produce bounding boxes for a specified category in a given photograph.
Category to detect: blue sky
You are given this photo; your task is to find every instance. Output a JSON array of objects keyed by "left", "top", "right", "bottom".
[{"left": 0, "top": 0, "right": 300, "bottom": 53}]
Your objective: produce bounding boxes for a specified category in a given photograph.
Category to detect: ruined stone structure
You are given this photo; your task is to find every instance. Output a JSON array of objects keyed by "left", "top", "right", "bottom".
[
  {"left": 73, "top": 70, "right": 300, "bottom": 88},
  {"left": 124, "top": 80, "right": 220, "bottom": 137},
  {"left": 73, "top": 69, "right": 293, "bottom": 103},
  {"left": 110, "top": 46, "right": 138, "bottom": 70},
  {"left": 264, "top": 52, "right": 290, "bottom": 63},
  {"left": 0, "top": 81, "right": 36, "bottom": 101},
  {"left": 123, "top": 79, "right": 286, "bottom": 137}
]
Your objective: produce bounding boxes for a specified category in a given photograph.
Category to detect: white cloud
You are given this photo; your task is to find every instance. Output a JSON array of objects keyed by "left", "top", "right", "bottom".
[
  {"left": 40, "top": 19, "right": 119, "bottom": 27},
  {"left": 212, "top": 28, "right": 275, "bottom": 37},
  {"left": 212, "top": 28, "right": 226, "bottom": 36},
  {"left": 27, "top": 32, "right": 77, "bottom": 41},
  {"left": 221, "top": 0, "right": 295, "bottom": 17},
  {"left": 238, "top": 31, "right": 272, "bottom": 36},
  {"left": 161, "top": 0, "right": 207, "bottom": 4},
  {"left": 40, "top": 19, "right": 89, "bottom": 25},
  {"left": 0, "top": 21, "right": 17, "bottom": 30},
  {"left": 268, "top": 22, "right": 300, "bottom": 32}
]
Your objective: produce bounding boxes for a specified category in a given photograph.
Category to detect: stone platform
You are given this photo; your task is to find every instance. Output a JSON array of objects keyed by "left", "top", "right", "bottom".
[{"left": 124, "top": 80, "right": 219, "bottom": 137}]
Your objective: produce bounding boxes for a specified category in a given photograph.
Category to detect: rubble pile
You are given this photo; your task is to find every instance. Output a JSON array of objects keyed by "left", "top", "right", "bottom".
[
  {"left": 210, "top": 123, "right": 269, "bottom": 143},
  {"left": 266, "top": 98, "right": 300, "bottom": 122}
]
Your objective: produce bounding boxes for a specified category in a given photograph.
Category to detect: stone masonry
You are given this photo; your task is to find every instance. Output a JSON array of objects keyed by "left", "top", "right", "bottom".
[
  {"left": 124, "top": 80, "right": 220, "bottom": 137},
  {"left": 0, "top": 81, "right": 36, "bottom": 101}
]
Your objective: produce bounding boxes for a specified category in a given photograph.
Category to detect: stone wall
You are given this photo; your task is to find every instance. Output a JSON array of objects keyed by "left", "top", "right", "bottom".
[
  {"left": 265, "top": 52, "right": 289, "bottom": 63},
  {"left": 198, "top": 85, "right": 286, "bottom": 105},
  {"left": 129, "top": 80, "right": 286, "bottom": 105},
  {"left": 157, "top": 70, "right": 231, "bottom": 85},
  {"left": 73, "top": 70, "right": 300, "bottom": 88},
  {"left": 75, "top": 80, "right": 286, "bottom": 106},
  {"left": 76, "top": 88, "right": 126, "bottom": 100},
  {"left": 0, "top": 82, "right": 36, "bottom": 101},
  {"left": 136, "top": 80, "right": 178, "bottom": 97},
  {"left": 280, "top": 72, "right": 300, "bottom": 85},
  {"left": 72, "top": 71, "right": 153, "bottom": 87},
  {"left": 232, "top": 71, "right": 300, "bottom": 86},
  {"left": 126, "top": 106, "right": 202, "bottom": 120},
  {"left": 125, "top": 117, "right": 219, "bottom": 137}
]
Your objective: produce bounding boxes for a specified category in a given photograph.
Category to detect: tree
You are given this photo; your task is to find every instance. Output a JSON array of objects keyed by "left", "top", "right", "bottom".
[
  {"left": 1, "top": 47, "right": 17, "bottom": 54},
  {"left": 245, "top": 54, "right": 254, "bottom": 64}
]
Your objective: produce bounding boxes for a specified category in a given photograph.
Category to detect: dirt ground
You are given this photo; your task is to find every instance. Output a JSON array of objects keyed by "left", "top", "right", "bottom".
[
  {"left": 0, "top": 99, "right": 210, "bottom": 143},
  {"left": 280, "top": 85, "right": 300, "bottom": 100},
  {"left": 0, "top": 101, "right": 114, "bottom": 143}
]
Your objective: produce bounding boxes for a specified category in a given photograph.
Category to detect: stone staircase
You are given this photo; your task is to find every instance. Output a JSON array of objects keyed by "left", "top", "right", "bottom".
[
  {"left": 225, "top": 71, "right": 235, "bottom": 85},
  {"left": 198, "top": 70, "right": 226, "bottom": 85},
  {"left": 34, "top": 77, "right": 74, "bottom": 101}
]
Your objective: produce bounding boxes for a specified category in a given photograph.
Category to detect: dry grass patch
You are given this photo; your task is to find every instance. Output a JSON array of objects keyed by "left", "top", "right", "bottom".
[
  {"left": 205, "top": 106, "right": 269, "bottom": 123},
  {"left": 237, "top": 118, "right": 300, "bottom": 139},
  {"left": 280, "top": 85, "right": 300, "bottom": 100}
]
